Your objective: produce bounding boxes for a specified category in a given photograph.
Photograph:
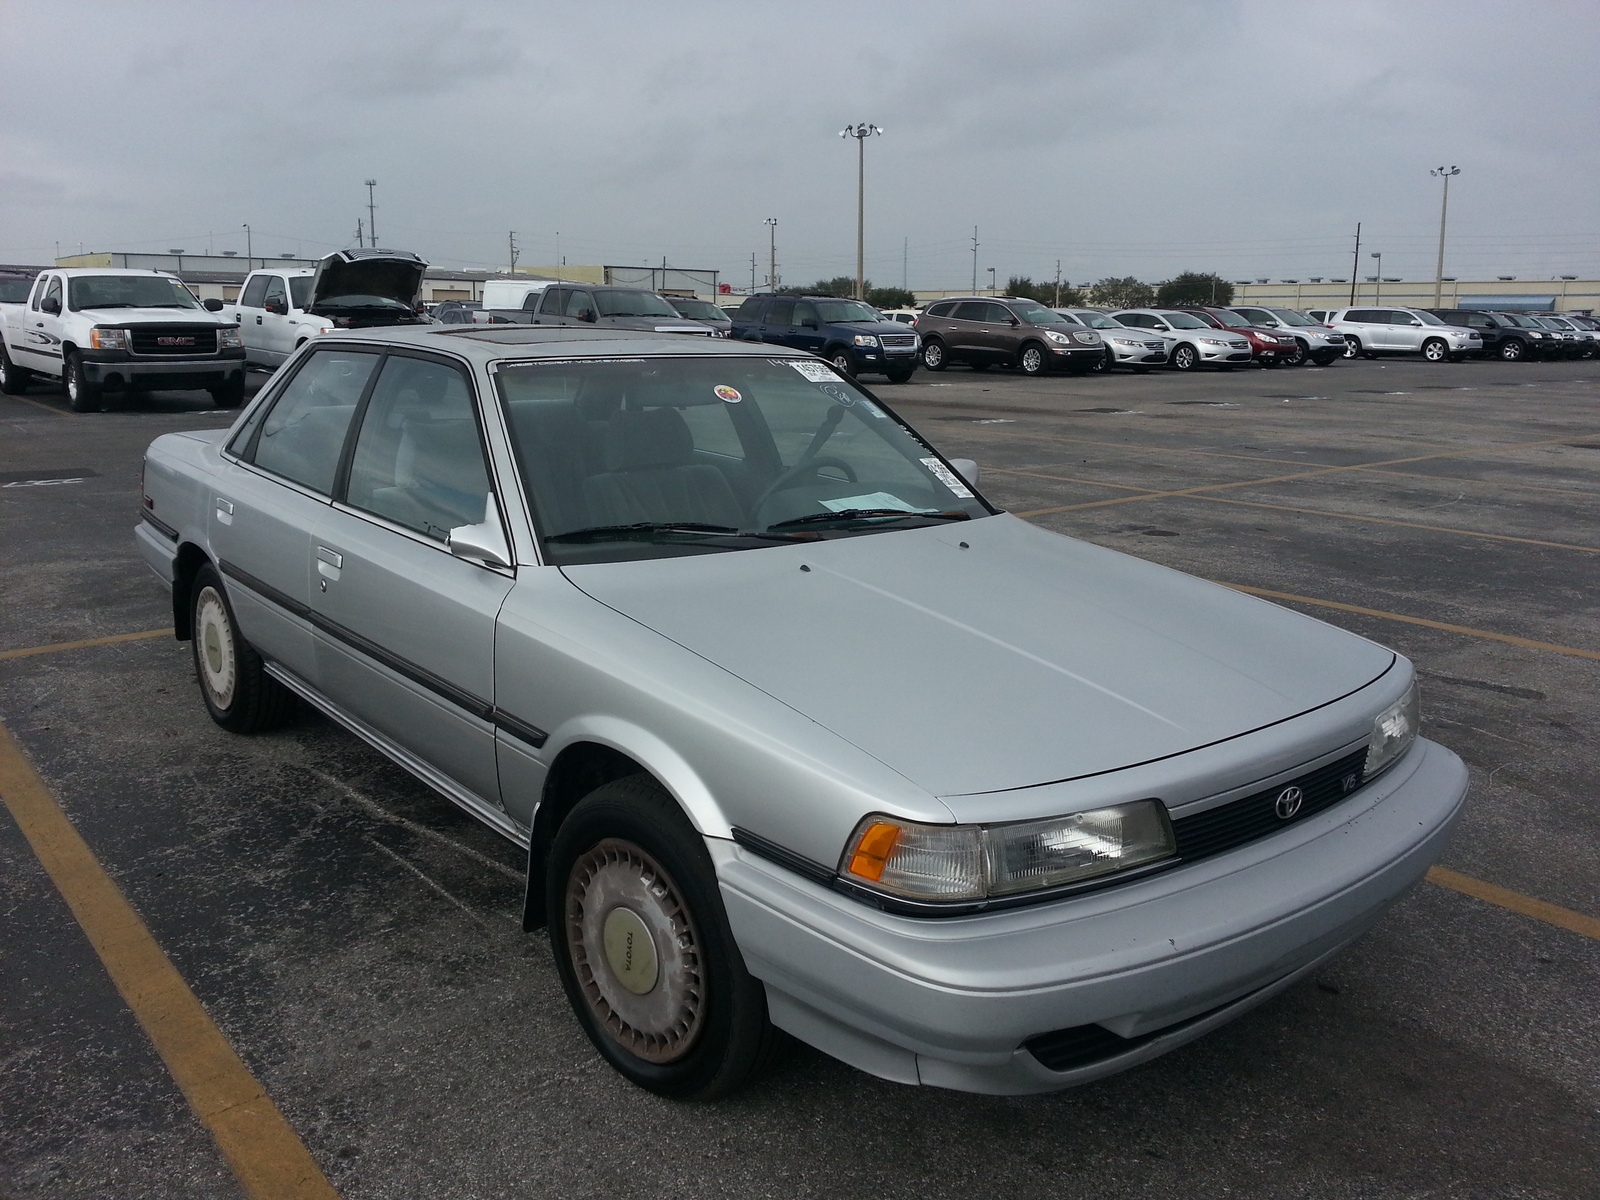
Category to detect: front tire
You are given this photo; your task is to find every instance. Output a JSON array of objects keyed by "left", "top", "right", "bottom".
[
  {"left": 1089, "top": 348, "right": 1113, "bottom": 373},
  {"left": 1018, "top": 342, "right": 1047, "bottom": 376},
  {"left": 1422, "top": 338, "right": 1449, "bottom": 363},
  {"left": 0, "top": 345, "right": 33, "bottom": 394},
  {"left": 884, "top": 366, "right": 915, "bottom": 383},
  {"left": 828, "top": 347, "right": 856, "bottom": 376},
  {"left": 1170, "top": 343, "right": 1198, "bottom": 371},
  {"left": 64, "top": 352, "right": 103, "bottom": 412},
  {"left": 210, "top": 376, "right": 246, "bottom": 408},
  {"left": 547, "top": 776, "right": 782, "bottom": 1100},
  {"left": 920, "top": 339, "right": 947, "bottom": 371},
  {"left": 1284, "top": 340, "right": 1308, "bottom": 367},
  {"left": 190, "top": 565, "right": 294, "bottom": 733},
  {"left": 1497, "top": 339, "right": 1525, "bottom": 361},
  {"left": 1310, "top": 349, "right": 1341, "bottom": 366}
]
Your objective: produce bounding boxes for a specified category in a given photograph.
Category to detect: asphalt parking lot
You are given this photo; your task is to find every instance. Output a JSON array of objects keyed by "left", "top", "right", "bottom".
[{"left": 2, "top": 355, "right": 1597, "bottom": 1200}]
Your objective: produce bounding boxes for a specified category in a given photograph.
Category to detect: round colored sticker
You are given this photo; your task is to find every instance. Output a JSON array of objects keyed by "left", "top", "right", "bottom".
[
  {"left": 714, "top": 384, "right": 742, "bottom": 402},
  {"left": 820, "top": 384, "right": 854, "bottom": 406}
]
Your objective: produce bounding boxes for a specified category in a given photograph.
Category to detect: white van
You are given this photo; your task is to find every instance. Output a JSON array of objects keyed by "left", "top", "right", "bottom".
[{"left": 478, "top": 279, "right": 558, "bottom": 315}]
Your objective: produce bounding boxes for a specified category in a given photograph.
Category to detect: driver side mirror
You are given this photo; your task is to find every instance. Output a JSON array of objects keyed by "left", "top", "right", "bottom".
[
  {"left": 204, "top": 298, "right": 224, "bottom": 312},
  {"left": 40, "top": 297, "right": 61, "bottom": 315},
  {"left": 448, "top": 497, "right": 512, "bottom": 569},
  {"left": 1007, "top": 316, "right": 1020, "bottom": 326},
  {"left": 577, "top": 308, "right": 597, "bottom": 323},
  {"left": 265, "top": 300, "right": 288, "bottom": 315},
  {"left": 949, "top": 458, "right": 980, "bottom": 488}
]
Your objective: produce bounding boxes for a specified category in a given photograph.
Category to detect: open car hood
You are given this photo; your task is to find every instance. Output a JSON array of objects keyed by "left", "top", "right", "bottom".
[
  {"left": 309, "top": 249, "right": 429, "bottom": 311},
  {"left": 562, "top": 515, "right": 1395, "bottom": 798}
]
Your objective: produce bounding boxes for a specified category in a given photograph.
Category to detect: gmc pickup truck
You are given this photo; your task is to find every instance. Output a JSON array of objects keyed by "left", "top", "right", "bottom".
[
  {"left": 213, "top": 249, "right": 430, "bottom": 369},
  {"left": 1, "top": 269, "right": 245, "bottom": 410}
]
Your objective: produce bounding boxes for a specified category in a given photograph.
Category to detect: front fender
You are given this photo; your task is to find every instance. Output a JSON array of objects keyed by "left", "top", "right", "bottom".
[{"left": 540, "top": 714, "right": 730, "bottom": 838}]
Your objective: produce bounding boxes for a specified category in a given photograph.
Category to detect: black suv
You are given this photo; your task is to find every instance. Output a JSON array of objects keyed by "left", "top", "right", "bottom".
[
  {"left": 1422, "top": 309, "right": 1559, "bottom": 361},
  {"left": 913, "top": 296, "right": 1104, "bottom": 375},
  {"left": 729, "top": 294, "right": 920, "bottom": 381}
]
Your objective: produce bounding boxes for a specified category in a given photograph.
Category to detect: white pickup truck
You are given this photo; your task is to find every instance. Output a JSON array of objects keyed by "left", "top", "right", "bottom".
[
  {"left": 215, "top": 249, "right": 430, "bottom": 368},
  {"left": 0, "top": 268, "right": 246, "bottom": 410}
]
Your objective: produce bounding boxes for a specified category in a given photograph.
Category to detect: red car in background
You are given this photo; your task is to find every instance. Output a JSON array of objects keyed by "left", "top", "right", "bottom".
[{"left": 1175, "top": 307, "right": 1301, "bottom": 367}]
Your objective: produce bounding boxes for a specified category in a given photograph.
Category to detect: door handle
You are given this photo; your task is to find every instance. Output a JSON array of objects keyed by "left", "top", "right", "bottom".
[
  {"left": 317, "top": 547, "right": 342, "bottom": 568},
  {"left": 255, "top": 315, "right": 263, "bottom": 324},
  {"left": 316, "top": 546, "right": 342, "bottom": 582},
  {"left": 215, "top": 497, "right": 234, "bottom": 525}
]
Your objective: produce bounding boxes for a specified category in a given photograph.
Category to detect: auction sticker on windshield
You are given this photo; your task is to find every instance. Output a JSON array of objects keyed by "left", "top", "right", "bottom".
[
  {"left": 781, "top": 360, "right": 840, "bottom": 383},
  {"left": 921, "top": 457, "right": 975, "bottom": 498}
]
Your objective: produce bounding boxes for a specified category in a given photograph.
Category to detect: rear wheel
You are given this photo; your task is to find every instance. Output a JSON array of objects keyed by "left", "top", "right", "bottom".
[
  {"left": 547, "top": 776, "right": 782, "bottom": 1099},
  {"left": 0, "top": 345, "right": 33, "bottom": 394},
  {"left": 190, "top": 565, "right": 294, "bottom": 733},
  {"left": 1343, "top": 336, "right": 1363, "bottom": 359},
  {"left": 1170, "top": 343, "right": 1198, "bottom": 371},
  {"left": 920, "top": 339, "right": 947, "bottom": 371},
  {"left": 64, "top": 352, "right": 102, "bottom": 412},
  {"left": 1018, "top": 342, "right": 1047, "bottom": 376},
  {"left": 969, "top": 361, "right": 990, "bottom": 372},
  {"left": 1421, "top": 338, "right": 1449, "bottom": 362}
]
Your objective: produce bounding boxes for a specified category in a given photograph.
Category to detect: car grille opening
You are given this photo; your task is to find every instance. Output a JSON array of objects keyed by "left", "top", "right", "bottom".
[
  {"left": 1169, "top": 748, "right": 1368, "bottom": 863},
  {"left": 1025, "top": 989, "right": 1250, "bottom": 1071},
  {"left": 880, "top": 334, "right": 917, "bottom": 348},
  {"left": 129, "top": 326, "right": 219, "bottom": 355}
]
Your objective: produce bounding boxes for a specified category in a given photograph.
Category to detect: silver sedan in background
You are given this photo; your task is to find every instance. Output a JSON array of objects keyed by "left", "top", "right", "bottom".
[{"left": 1054, "top": 309, "right": 1169, "bottom": 372}]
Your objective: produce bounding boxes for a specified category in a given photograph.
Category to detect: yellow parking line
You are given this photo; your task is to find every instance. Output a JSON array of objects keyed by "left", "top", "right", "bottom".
[
  {"left": 1215, "top": 582, "right": 1600, "bottom": 662},
  {"left": 0, "top": 392, "right": 74, "bottom": 416},
  {"left": 0, "top": 628, "right": 173, "bottom": 661},
  {"left": 0, "top": 720, "right": 341, "bottom": 1200},
  {"left": 1428, "top": 867, "right": 1600, "bottom": 942}
]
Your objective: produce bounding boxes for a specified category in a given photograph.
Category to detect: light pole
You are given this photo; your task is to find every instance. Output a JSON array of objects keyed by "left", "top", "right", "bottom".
[
  {"left": 839, "top": 123, "right": 882, "bottom": 300},
  {"left": 764, "top": 218, "right": 778, "bottom": 290},
  {"left": 242, "top": 223, "right": 252, "bottom": 272},
  {"left": 986, "top": 267, "right": 996, "bottom": 295},
  {"left": 365, "top": 179, "right": 378, "bottom": 247},
  {"left": 1370, "top": 251, "right": 1382, "bottom": 302},
  {"left": 1431, "top": 166, "right": 1460, "bottom": 308}
]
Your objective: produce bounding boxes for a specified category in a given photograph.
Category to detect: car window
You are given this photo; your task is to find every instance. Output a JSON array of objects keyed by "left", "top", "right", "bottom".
[
  {"left": 1072, "top": 312, "right": 1121, "bottom": 329},
  {"left": 41, "top": 277, "right": 63, "bottom": 312},
  {"left": 263, "top": 277, "right": 288, "bottom": 310},
  {"left": 1162, "top": 312, "right": 1208, "bottom": 329},
  {"left": 1413, "top": 311, "right": 1445, "bottom": 326},
  {"left": 247, "top": 349, "right": 381, "bottom": 494},
  {"left": 924, "top": 301, "right": 954, "bottom": 318},
  {"left": 289, "top": 277, "right": 313, "bottom": 308},
  {"left": 951, "top": 302, "right": 988, "bottom": 321},
  {"left": 1389, "top": 311, "right": 1420, "bottom": 326},
  {"left": 240, "top": 275, "right": 269, "bottom": 308},
  {"left": 539, "top": 288, "right": 567, "bottom": 315},
  {"left": 345, "top": 356, "right": 490, "bottom": 540},
  {"left": 1344, "top": 310, "right": 1380, "bottom": 323},
  {"left": 566, "top": 290, "right": 596, "bottom": 318},
  {"left": 735, "top": 297, "right": 766, "bottom": 320},
  {"left": 764, "top": 300, "right": 794, "bottom": 326},
  {"left": 1115, "top": 313, "right": 1148, "bottom": 327}
]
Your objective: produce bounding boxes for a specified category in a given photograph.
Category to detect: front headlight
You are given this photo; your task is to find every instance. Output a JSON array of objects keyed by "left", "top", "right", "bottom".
[
  {"left": 1199, "top": 337, "right": 1230, "bottom": 346},
  {"left": 842, "top": 800, "right": 1176, "bottom": 903},
  {"left": 89, "top": 327, "right": 127, "bottom": 350},
  {"left": 1046, "top": 330, "right": 1072, "bottom": 344},
  {"left": 217, "top": 326, "right": 242, "bottom": 348},
  {"left": 853, "top": 334, "right": 880, "bottom": 347},
  {"left": 1365, "top": 682, "right": 1419, "bottom": 779},
  {"left": 1111, "top": 337, "right": 1140, "bottom": 347}
]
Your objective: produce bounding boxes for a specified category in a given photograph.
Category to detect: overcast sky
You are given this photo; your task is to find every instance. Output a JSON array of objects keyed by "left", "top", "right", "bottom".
[{"left": 4, "top": 0, "right": 1598, "bottom": 290}]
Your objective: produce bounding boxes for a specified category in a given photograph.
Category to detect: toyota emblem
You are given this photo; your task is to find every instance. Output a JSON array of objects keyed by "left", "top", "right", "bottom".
[{"left": 1274, "top": 786, "right": 1304, "bottom": 819}]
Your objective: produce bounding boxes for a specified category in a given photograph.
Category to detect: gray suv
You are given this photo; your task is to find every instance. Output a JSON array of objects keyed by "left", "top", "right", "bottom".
[{"left": 915, "top": 297, "right": 1103, "bottom": 375}]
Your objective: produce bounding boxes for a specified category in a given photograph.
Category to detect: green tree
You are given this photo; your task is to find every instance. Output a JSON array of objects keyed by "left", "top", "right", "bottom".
[
  {"left": 1155, "top": 272, "right": 1234, "bottom": 307},
  {"left": 1007, "top": 275, "right": 1083, "bottom": 306},
  {"left": 1087, "top": 276, "right": 1155, "bottom": 309},
  {"left": 865, "top": 286, "right": 915, "bottom": 309}
]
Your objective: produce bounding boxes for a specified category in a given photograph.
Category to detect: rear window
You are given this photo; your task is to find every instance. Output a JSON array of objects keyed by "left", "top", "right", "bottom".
[{"left": 0, "top": 277, "right": 32, "bottom": 303}]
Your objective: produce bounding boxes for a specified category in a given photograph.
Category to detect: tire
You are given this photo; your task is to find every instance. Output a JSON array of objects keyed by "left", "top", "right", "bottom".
[
  {"left": 1284, "top": 340, "right": 1308, "bottom": 367},
  {"left": 1170, "top": 343, "right": 1198, "bottom": 371},
  {"left": 920, "top": 339, "right": 947, "bottom": 371},
  {"left": 1496, "top": 339, "right": 1524, "bottom": 361},
  {"left": 0, "top": 345, "right": 33, "bottom": 394},
  {"left": 1310, "top": 349, "right": 1341, "bottom": 366},
  {"left": 547, "top": 776, "right": 783, "bottom": 1100},
  {"left": 64, "top": 351, "right": 103, "bottom": 412},
  {"left": 828, "top": 347, "right": 856, "bottom": 376},
  {"left": 884, "top": 367, "right": 914, "bottom": 384},
  {"left": 1421, "top": 338, "right": 1449, "bottom": 363},
  {"left": 1089, "top": 348, "right": 1113, "bottom": 374},
  {"left": 210, "top": 376, "right": 246, "bottom": 409},
  {"left": 1343, "top": 336, "right": 1363, "bottom": 360},
  {"left": 190, "top": 565, "right": 294, "bottom": 733},
  {"left": 1018, "top": 342, "right": 1047, "bottom": 377}
]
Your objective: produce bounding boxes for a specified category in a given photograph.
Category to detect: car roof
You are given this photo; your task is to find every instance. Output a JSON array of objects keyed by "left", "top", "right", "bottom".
[
  {"left": 46, "top": 268, "right": 183, "bottom": 279},
  {"left": 317, "top": 324, "right": 817, "bottom": 366}
]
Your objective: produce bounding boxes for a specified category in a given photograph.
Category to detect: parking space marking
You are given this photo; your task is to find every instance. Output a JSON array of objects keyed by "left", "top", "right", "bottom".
[
  {"left": 1361, "top": 467, "right": 1600, "bottom": 500},
  {"left": 0, "top": 720, "right": 342, "bottom": 1200},
  {"left": 0, "top": 628, "right": 174, "bottom": 660},
  {"left": 0, "top": 393, "right": 75, "bottom": 417},
  {"left": 1215, "top": 583, "right": 1600, "bottom": 662},
  {"left": 1427, "top": 867, "right": 1600, "bottom": 942}
]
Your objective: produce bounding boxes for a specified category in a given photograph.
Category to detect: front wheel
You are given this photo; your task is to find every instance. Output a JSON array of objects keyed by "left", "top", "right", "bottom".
[
  {"left": 210, "top": 376, "right": 246, "bottom": 409},
  {"left": 64, "top": 352, "right": 103, "bottom": 412},
  {"left": 0, "top": 345, "right": 34, "bottom": 394},
  {"left": 1018, "top": 342, "right": 1047, "bottom": 376},
  {"left": 190, "top": 565, "right": 294, "bottom": 733},
  {"left": 1498, "top": 339, "right": 1525, "bottom": 362},
  {"left": 884, "top": 366, "right": 915, "bottom": 384},
  {"left": 1310, "top": 349, "right": 1341, "bottom": 366},
  {"left": 920, "top": 339, "right": 947, "bottom": 371},
  {"left": 1422, "top": 338, "right": 1449, "bottom": 363},
  {"left": 547, "top": 777, "right": 783, "bottom": 1099},
  {"left": 1284, "top": 341, "right": 1308, "bottom": 367},
  {"left": 828, "top": 348, "right": 856, "bottom": 376},
  {"left": 1089, "top": 348, "right": 1113, "bottom": 374},
  {"left": 1170, "top": 343, "right": 1198, "bottom": 371}
]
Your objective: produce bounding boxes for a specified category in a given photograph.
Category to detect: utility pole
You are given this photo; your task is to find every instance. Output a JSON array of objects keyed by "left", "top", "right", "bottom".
[
  {"left": 750, "top": 253, "right": 756, "bottom": 291},
  {"left": 1371, "top": 252, "right": 1383, "bottom": 303},
  {"left": 764, "top": 218, "right": 778, "bottom": 290},
  {"left": 554, "top": 233, "right": 561, "bottom": 280},
  {"left": 903, "top": 237, "right": 908, "bottom": 291},
  {"left": 1431, "top": 166, "right": 1460, "bottom": 308},
  {"left": 1348, "top": 223, "right": 1361, "bottom": 307},
  {"left": 243, "top": 223, "right": 252, "bottom": 273},
  {"left": 1054, "top": 260, "right": 1062, "bottom": 307},
  {"left": 364, "top": 180, "right": 378, "bottom": 247},
  {"left": 840, "top": 123, "right": 882, "bottom": 300},
  {"left": 508, "top": 231, "right": 520, "bottom": 274},
  {"left": 971, "top": 227, "right": 979, "bottom": 292},
  {"left": 355, "top": 219, "right": 364, "bottom": 248}
]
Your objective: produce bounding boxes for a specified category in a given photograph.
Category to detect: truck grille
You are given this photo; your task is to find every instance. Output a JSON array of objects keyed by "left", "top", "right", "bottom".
[
  {"left": 1169, "top": 748, "right": 1368, "bottom": 863},
  {"left": 129, "top": 326, "right": 219, "bottom": 356},
  {"left": 881, "top": 334, "right": 917, "bottom": 348}
]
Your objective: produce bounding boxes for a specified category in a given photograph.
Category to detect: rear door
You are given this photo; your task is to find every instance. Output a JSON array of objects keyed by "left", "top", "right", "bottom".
[
  {"left": 760, "top": 298, "right": 797, "bottom": 348},
  {"left": 311, "top": 351, "right": 514, "bottom": 811},
  {"left": 946, "top": 302, "right": 991, "bottom": 362}
]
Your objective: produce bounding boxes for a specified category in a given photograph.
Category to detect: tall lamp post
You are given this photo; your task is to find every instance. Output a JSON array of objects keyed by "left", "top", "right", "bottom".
[
  {"left": 1371, "top": 251, "right": 1382, "bottom": 303},
  {"left": 764, "top": 218, "right": 778, "bottom": 290},
  {"left": 1431, "top": 166, "right": 1460, "bottom": 308},
  {"left": 242, "top": 223, "right": 252, "bottom": 272},
  {"left": 839, "top": 123, "right": 882, "bottom": 300}
]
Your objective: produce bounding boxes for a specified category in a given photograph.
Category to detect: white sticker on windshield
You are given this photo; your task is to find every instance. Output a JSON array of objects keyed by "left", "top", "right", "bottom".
[
  {"left": 921, "top": 457, "right": 974, "bottom": 498},
  {"left": 856, "top": 399, "right": 889, "bottom": 418},
  {"left": 786, "top": 360, "right": 840, "bottom": 383},
  {"left": 821, "top": 492, "right": 927, "bottom": 513}
]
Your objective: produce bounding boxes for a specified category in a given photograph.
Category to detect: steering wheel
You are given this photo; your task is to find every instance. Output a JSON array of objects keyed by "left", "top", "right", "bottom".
[{"left": 754, "top": 456, "right": 859, "bottom": 511}]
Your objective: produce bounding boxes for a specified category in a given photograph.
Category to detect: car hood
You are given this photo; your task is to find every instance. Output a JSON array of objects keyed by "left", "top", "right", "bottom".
[
  {"left": 310, "top": 250, "right": 428, "bottom": 310},
  {"left": 76, "top": 306, "right": 230, "bottom": 326},
  {"left": 561, "top": 515, "right": 1393, "bottom": 798},
  {"left": 834, "top": 320, "right": 905, "bottom": 334}
]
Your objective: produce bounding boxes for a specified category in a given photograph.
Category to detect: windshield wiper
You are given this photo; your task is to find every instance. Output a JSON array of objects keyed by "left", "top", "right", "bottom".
[
  {"left": 546, "top": 521, "right": 744, "bottom": 543},
  {"left": 767, "top": 508, "right": 971, "bottom": 530},
  {"left": 86, "top": 302, "right": 134, "bottom": 309}
]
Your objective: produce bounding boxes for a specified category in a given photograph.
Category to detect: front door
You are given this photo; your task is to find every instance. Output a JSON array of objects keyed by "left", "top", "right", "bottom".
[
  {"left": 789, "top": 301, "right": 827, "bottom": 355},
  {"left": 259, "top": 275, "right": 297, "bottom": 365},
  {"left": 18, "top": 275, "right": 64, "bottom": 374},
  {"left": 1385, "top": 311, "right": 1423, "bottom": 351},
  {"left": 311, "top": 351, "right": 513, "bottom": 810}
]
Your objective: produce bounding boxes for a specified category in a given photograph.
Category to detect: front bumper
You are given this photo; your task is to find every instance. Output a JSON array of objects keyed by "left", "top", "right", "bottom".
[
  {"left": 82, "top": 348, "right": 245, "bottom": 389},
  {"left": 1198, "top": 343, "right": 1252, "bottom": 362},
  {"left": 716, "top": 737, "right": 1466, "bottom": 1094}
]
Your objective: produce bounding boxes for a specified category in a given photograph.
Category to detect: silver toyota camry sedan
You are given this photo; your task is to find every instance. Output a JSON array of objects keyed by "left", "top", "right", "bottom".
[{"left": 137, "top": 326, "right": 1466, "bottom": 1098}]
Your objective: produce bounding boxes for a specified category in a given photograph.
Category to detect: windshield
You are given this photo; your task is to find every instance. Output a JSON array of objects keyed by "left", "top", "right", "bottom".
[
  {"left": 1500, "top": 313, "right": 1539, "bottom": 328},
  {"left": 1412, "top": 310, "right": 1446, "bottom": 326},
  {"left": 68, "top": 275, "right": 199, "bottom": 311},
  {"left": 1533, "top": 317, "right": 1565, "bottom": 329},
  {"left": 1009, "top": 302, "right": 1068, "bottom": 325},
  {"left": 813, "top": 299, "right": 882, "bottom": 323},
  {"left": 497, "top": 356, "right": 992, "bottom": 565},
  {"left": 1069, "top": 311, "right": 1122, "bottom": 330},
  {"left": 1266, "top": 308, "right": 1318, "bottom": 326},
  {"left": 289, "top": 277, "right": 313, "bottom": 308},
  {"left": 670, "top": 298, "right": 725, "bottom": 320},
  {"left": 595, "top": 290, "right": 680, "bottom": 318},
  {"left": 0, "top": 278, "right": 32, "bottom": 303},
  {"left": 1160, "top": 312, "right": 1208, "bottom": 329}
]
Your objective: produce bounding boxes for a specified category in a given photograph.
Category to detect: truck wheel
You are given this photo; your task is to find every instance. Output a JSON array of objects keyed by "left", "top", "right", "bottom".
[
  {"left": 1498, "top": 339, "right": 1525, "bottom": 361},
  {"left": 547, "top": 775, "right": 783, "bottom": 1099},
  {"left": 64, "top": 352, "right": 103, "bottom": 412},
  {"left": 190, "top": 564, "right": 294, "bottom": 733},
  {"left": 210, "top": 377, "right": 246, "bottom": 409},
  {"left": 828, "top": 348, "right": 856, "bottom": 376},
  {"left": 0, "top": 345, "right": 33, "bottom": 394},
  {"left": 920, "top": 339, "right": 947, "bottom": 371},
  {"left": 884, "top": 367, "right": 915, "bottom": 383}
]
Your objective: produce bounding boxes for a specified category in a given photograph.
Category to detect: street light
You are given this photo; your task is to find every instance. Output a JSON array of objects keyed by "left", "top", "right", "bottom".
[
  {"left": 839, "top": 123, "right": 882, "bottom": 300},
  {"left": 242, "top": 223, "right": 251, "bottom": 272},
  {"left": 1431, "top": 166, "right": 1460, "bottom": 307},
  {"left": 986, "top": 267, "right": 996, "bottom": 294},
  {"left": 764, "top": 218, "right": 778, "bottom": 290},
  {"left": 1370, "top": 251, "right": 1382, "bottom": 302}
]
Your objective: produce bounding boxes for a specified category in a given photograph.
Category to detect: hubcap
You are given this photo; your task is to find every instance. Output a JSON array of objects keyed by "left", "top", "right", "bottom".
[
  {"left": 925, "top": 344, "right": 942, "bottom": 366},
  {"left": 566, "top": 838, "right": 705, "bottom": 1064},
  {"left": 1022, "top": 349, "right": 1041, "bottom": 372},
  {"left": 194, "top": 587, "right": 237, "bottom": 708}
]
